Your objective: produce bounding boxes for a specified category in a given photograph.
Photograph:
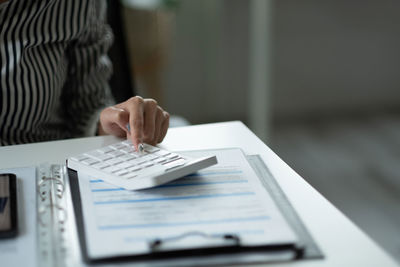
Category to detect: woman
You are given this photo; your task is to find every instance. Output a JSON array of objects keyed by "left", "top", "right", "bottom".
[{"left": 0, "top": 0, "right": 169, "bottom": 150}]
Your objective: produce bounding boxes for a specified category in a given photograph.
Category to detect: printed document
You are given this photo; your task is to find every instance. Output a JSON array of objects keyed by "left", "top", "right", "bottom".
[{"left": 77, "top": 148, "right": 298, "bottom": 259}]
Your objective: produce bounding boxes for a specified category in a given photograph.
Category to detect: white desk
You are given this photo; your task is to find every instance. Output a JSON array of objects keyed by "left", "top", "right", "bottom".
[{"left": 0, "top": 121, "right": 397, "bottom": 267}]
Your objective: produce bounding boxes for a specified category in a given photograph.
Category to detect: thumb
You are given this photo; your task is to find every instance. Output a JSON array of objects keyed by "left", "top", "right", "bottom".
[{"left": 100, "top": 106, "right": 130, "bottom": 137}]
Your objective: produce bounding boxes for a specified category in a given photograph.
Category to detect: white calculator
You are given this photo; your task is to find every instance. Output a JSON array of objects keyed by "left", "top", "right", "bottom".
[{"left": 67, "top": 140, "right": 217, "bottom": 190}]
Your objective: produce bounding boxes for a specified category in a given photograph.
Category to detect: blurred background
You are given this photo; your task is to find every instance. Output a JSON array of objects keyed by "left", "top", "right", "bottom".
[{"left": 112, "top": 0, "right": 400, "bottom": 262}]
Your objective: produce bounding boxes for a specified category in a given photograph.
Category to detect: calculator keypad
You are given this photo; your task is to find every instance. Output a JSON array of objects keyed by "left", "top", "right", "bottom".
[
  {"left": 71, "top": 142, "right": 187, "bottom": 179},
  {"left": 68, "top": 140, "right": 218, "bottom": 190}
]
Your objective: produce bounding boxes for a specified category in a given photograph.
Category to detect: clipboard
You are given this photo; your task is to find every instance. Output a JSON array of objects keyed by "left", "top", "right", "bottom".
[
  {"left": 71, "top": 167, "right": 300, "bottom": 263},
  {"left": 66, "top": 148, "right": 323, "bottom": 266}
]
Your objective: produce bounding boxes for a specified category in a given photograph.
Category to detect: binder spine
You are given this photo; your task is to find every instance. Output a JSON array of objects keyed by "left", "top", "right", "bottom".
[{"left": 37, "top": 164, "right": 70, "bottom": 267}]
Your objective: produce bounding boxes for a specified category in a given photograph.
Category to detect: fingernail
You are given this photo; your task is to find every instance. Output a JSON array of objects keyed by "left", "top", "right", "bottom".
[{"left": 138, "top": 143, "right": 144, "bottom": 153}]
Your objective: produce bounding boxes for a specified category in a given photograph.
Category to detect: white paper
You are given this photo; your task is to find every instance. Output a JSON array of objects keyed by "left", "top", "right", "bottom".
[
  {"left": 0, "top": 167, "right": 37, "bottom": 267},
  {"left": 77, "top": 148, "right": 298, "bottom": 259}
]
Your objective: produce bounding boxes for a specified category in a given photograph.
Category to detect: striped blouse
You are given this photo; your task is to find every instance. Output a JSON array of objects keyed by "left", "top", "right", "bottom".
[{"left": 0, "top": 0, "right": 113, "bottom": 146}]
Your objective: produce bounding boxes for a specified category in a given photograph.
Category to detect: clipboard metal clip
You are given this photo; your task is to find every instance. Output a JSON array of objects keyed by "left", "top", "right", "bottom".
[{"left": 149, "top": 231, "right": 241, "bottom": 251}]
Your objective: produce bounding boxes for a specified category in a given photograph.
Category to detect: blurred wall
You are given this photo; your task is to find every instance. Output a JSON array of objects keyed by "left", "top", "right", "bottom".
[
  {"left": 164, "top": 0, "right": 250, "bottom": 124},
  {"left": 273, "top": 0, "right": 400, "bottom": 121},
  {"left": 163, "top": 0, "right": 400, "bottom": 124}
]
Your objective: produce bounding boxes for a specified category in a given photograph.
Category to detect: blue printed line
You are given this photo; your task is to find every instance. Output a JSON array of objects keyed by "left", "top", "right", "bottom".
[
  {"left": 93, "top": 192, "right": 255, "bottom": 205},
  {"left": 99, "top": 216, "right": 269, "bottom": 230},
  {"left": 187, "top": 170, "right": 243, "bottom": 177},
  {"left": 90, "top": 179, "right": 104, "bottom": 183},
  {"left": 157, "top": 180, "right": 248, "bottom": 188},
  {"left": 91, "top": 180, "right": 249, "bottom": 192},
  {"left": 92, "top": 188, "right": 124, "bottom": 192}
]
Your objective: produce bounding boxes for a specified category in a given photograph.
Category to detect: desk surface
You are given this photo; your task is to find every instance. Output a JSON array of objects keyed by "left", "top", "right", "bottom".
[{"left": 0, "top": 121, "right": 397, "bottom": 267}]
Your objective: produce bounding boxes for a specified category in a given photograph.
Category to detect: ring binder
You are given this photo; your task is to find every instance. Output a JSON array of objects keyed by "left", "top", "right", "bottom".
[
  {"left": 149, "top": 231, "right": 241, "bottom": 251},
  {"left": 36, "top": 164, "right": 70, "bottom": 267}
]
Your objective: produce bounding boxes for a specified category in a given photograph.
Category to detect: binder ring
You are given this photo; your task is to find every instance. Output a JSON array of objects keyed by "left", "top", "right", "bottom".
[
  {"left": 37, "top": 176, "right": 65, "bottom": 200},
  {"left": 38, "top": 204, "right": 67, "bottom": 227}
]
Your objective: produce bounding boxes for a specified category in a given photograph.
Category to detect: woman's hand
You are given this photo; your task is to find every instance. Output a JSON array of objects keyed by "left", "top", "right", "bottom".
[{"left": 98, "top": 96, "right": 170, "bottom": 150}]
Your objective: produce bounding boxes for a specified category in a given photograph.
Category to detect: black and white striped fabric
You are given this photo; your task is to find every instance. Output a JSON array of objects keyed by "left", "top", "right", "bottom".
[{"left": 0, "top": 0, "right": 113, "bottom": 146}]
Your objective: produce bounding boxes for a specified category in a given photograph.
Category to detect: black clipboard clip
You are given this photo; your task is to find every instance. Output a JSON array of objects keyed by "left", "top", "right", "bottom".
[{"left": 149, "top": 231, "right": 241, "bottom": 251}]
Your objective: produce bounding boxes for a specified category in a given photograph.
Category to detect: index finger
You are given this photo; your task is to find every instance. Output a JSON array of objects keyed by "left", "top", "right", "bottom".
[{"left": 127, "top": 98, "right": 145, "bottom": 151}]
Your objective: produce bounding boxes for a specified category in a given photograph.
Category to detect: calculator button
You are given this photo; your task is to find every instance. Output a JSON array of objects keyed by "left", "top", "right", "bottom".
[
  {"left": 121, "top": 146, "right": 135, "bottom": 154},
  {"left": 144, "top": 154, "right": 158, "bottom": 161},
  {"left": 143, "top": 144, "right": 160, "bottom": 153},
  {"left": 134, "top": 157, "right": 148, "bottom": 165},
  {"left": 107, "top": 158, "right": 123, "bottom": 165},
  {"left": 127, "top": 166, "right": 141, "bottom": 172},
  {"left": 93, "top": 162, "right": 110, "bottom": 169},
  {"left": 164, "top": 159, "right": 187, "bottom": 171},
  {"left": 85, "top": 152, "right": 112, "bottom": 161},
  {"left": 103, "top": 165, "right": 122, "bottom": 173},
  {"left": 114, "top": 169, "right": 128, "bottom": 176},
  {"left": 97, "top": 147, "right": 115, "bottom": 154},
  {"left": 139, "top": 149, "right": 149, "bottom": 156},
  {"left": 109, "top": 143, "right": 126, "bottom": 150},
  {"left": 117, "top": 162, "right": 134, "bottom": 169},
  {"left": 166, "top": 153, "right": 180, "bottom": 160},
  {"left": 155, "top": 150, "right": 170, "bottom": 157},
  {"left": 70, "top": 154, "right": 89, "bottom": 162},
  {"left": 143, "top": 162, "right": 154, "bottom": 168},
  {"left": 123, "top": 173, "right": 138, "bottom": 179},
  {"left": 108, "top": 150, "right": 124, "bottom": 157},
  {"left": 162, "top": 157, "right": 183, "bottom": 165},
  {"left": 155, "top": 158, "right": 167, "bottom": 164},
  {"left": 81, "top": 158, "right": 99, "bottom": 165},
  {"left": 123, "top": 156, "right": 138, "bottom": 162}
]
